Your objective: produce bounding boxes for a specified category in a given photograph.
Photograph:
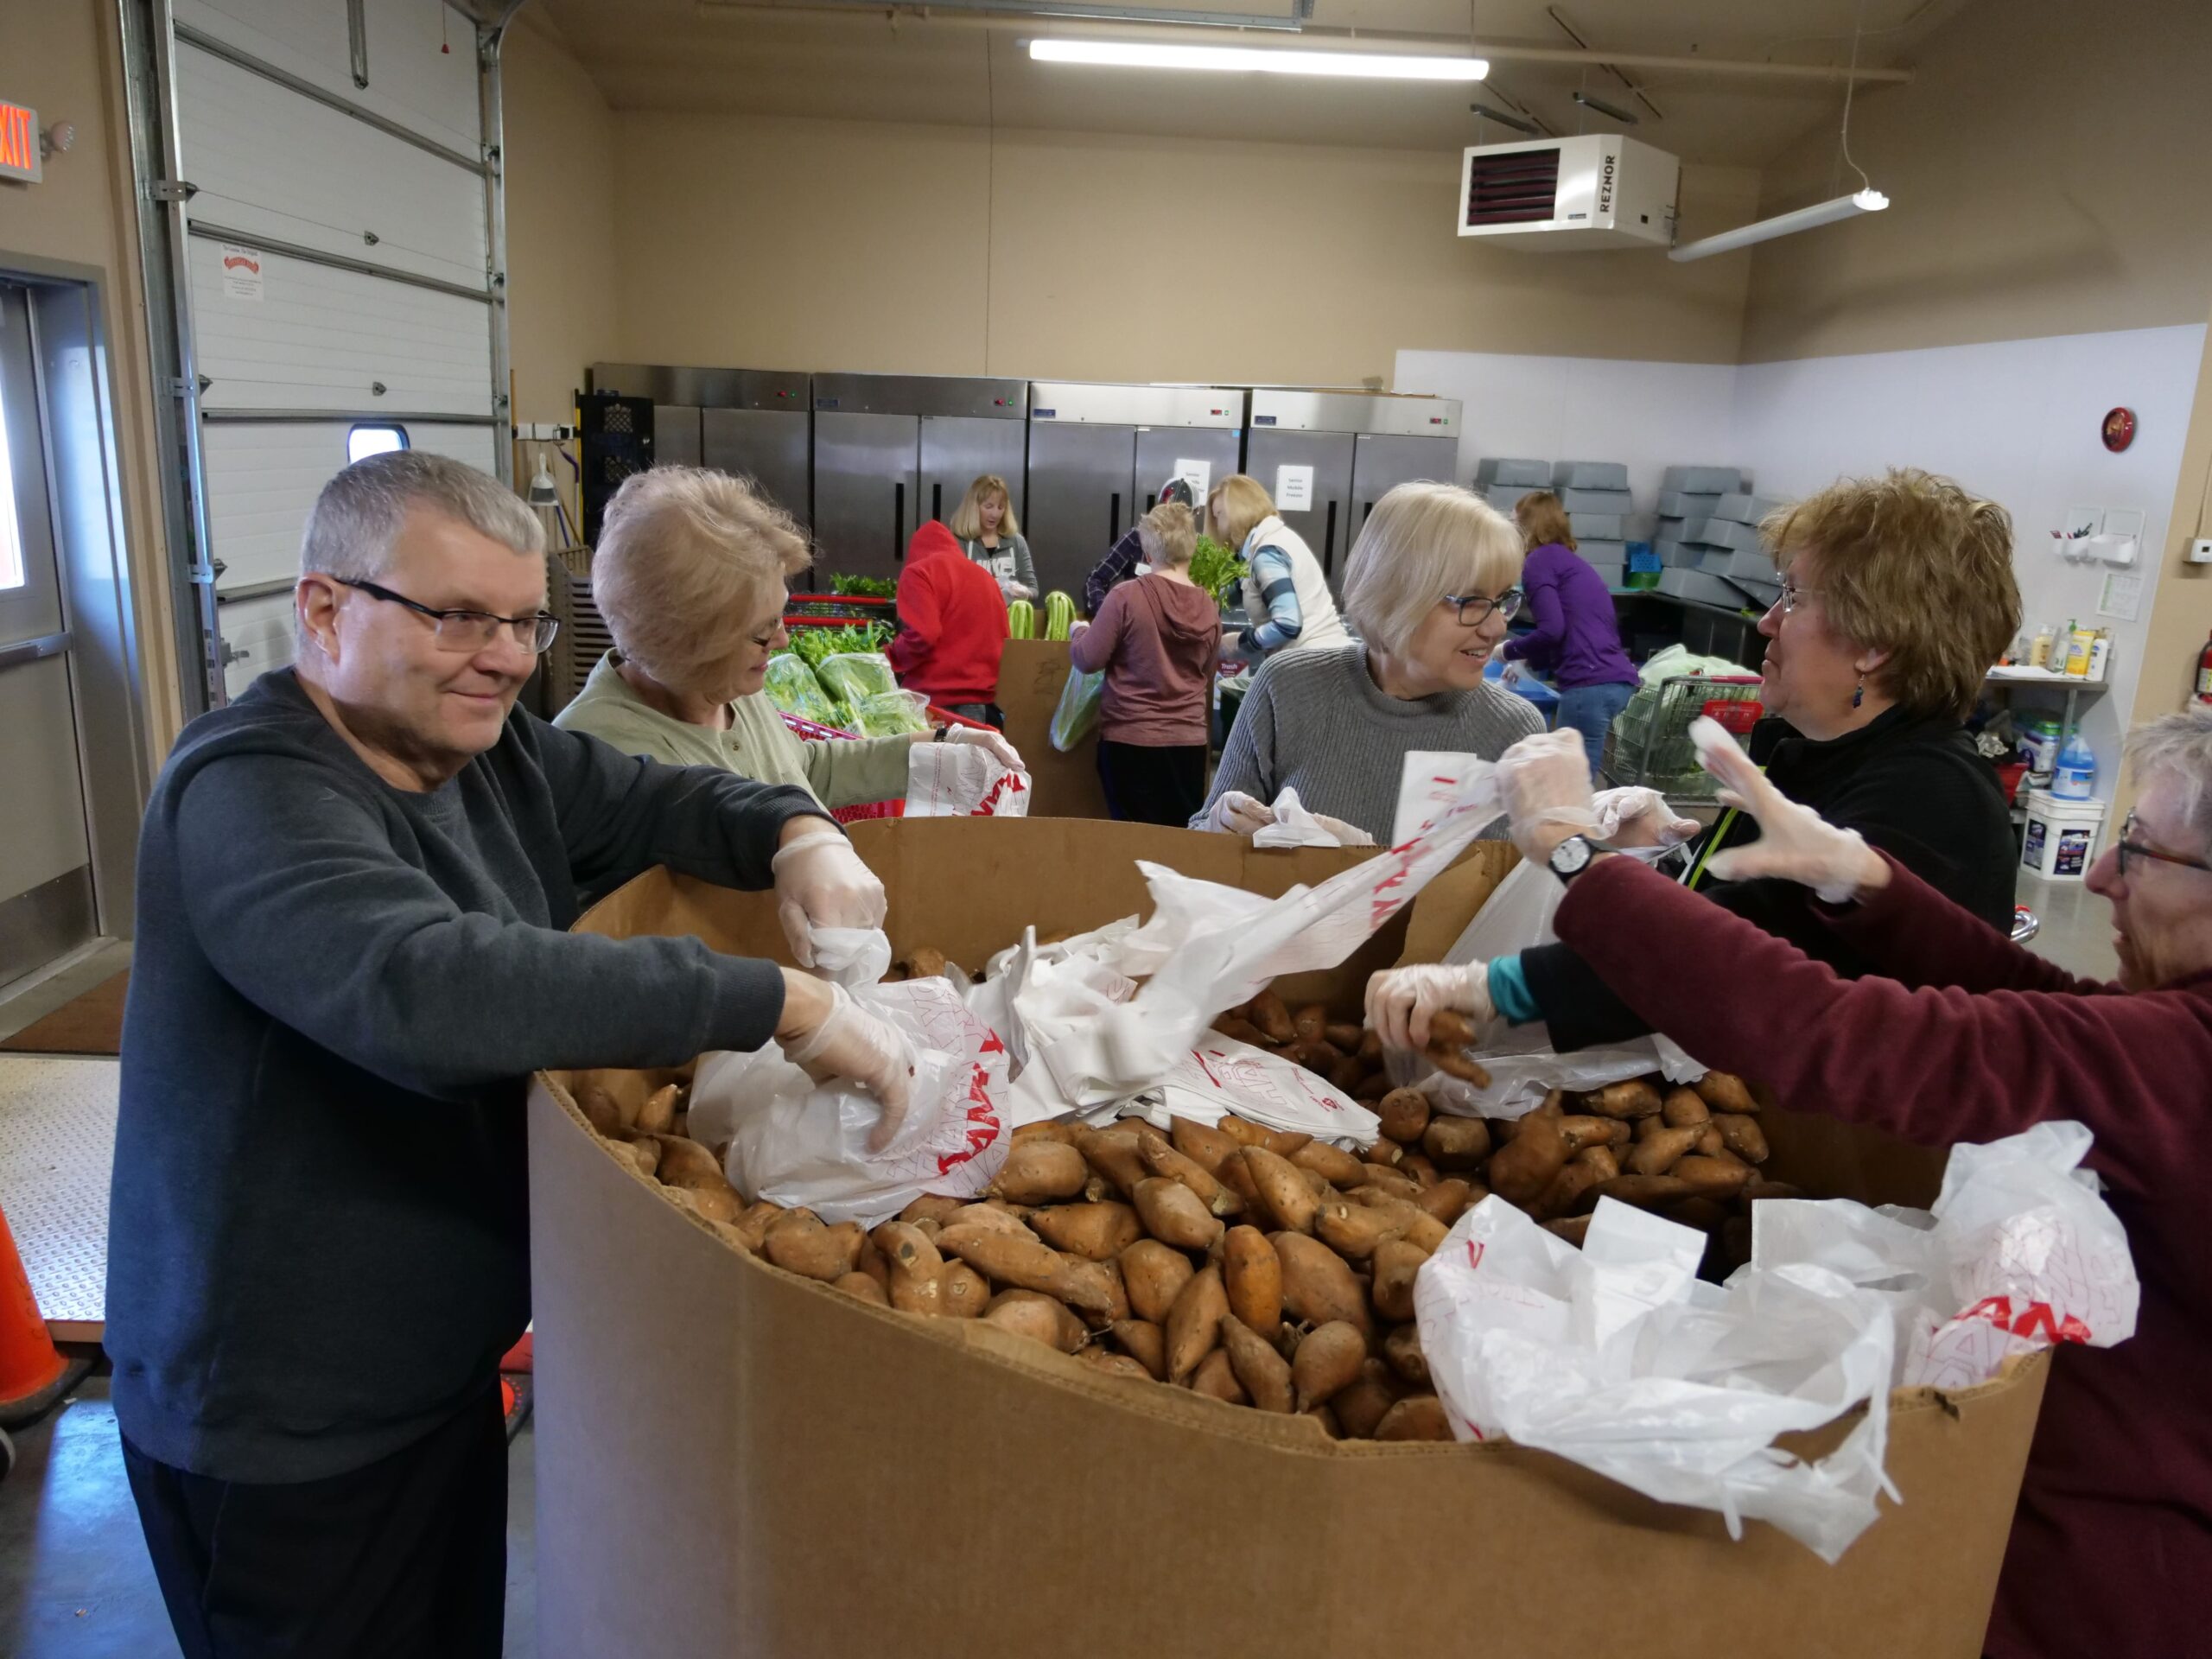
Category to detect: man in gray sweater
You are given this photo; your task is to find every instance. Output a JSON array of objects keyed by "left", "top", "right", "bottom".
[{"left": 108, "top": 454, "right": 910, "bottom": 1658}]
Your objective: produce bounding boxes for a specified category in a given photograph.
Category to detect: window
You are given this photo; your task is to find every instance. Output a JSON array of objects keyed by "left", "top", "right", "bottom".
[
  {"left": 0, "top": 386, "right": 22, "bottom": 591},
  {"left": 346, "top": 423, "right": 409, "bottom": 465}
]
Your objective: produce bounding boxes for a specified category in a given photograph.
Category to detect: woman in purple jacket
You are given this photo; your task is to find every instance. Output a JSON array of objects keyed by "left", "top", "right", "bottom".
[{"left": 1502, "top": 491, "right": 1638, "bottom": 773}]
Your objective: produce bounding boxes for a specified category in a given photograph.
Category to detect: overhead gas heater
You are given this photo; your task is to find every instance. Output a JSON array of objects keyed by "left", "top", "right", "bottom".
[
  {"left": 1457, "top": 135, "right": 1679, "bottom": 251},
  {"left": 1027, "top": 38, "right": 1488, "bottom": 80}
]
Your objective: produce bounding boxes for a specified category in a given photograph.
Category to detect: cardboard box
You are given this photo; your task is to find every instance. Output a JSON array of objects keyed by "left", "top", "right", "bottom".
[
  {"left": 994, "top": 639, "right": 1111, "bottom": 820},
  {"left": 528, "top": 818, "right": 2047, "bottom": 1659}
]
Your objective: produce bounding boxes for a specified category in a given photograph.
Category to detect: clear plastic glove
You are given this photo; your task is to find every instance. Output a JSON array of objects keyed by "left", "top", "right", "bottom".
[
  {"left": 1003, "top": 581, "right": 1037, "bottom": 602},
  {"left": 1310, "top": 812, "right": 1377, "bottom": 849},
  {"left": 1499, "top": 659, "right": 1526, "bottom": 690},
  {"left": 1592, "top": 785, "right": 1701, "bottom": 849},
  {"left": 778, "top": 979, "right": 917, "bottom": 1151},
  {"left": 1365, "top": 961, "right": 1493, "bottom": 1052},
  {"left": 1691, "top": 716, "right": 1888, "bottom": 903},
  {"left": 1068, "top": 620, "right": 1090, "bottom": 639},
  {"left": 772, "top": 828, "right": 887, "bottom": 968},
  {"left": 1199, "top": 790, "right": 1274, "bottom": 836},
  {"left": 1496, "top": 728, "right": 1599, "bottom": 857},
  {"left": 939, "top": 724, "right": 1025, "bottom": 772}
]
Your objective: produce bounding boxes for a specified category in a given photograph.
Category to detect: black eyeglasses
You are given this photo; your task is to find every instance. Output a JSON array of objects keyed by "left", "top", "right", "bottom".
[
  {"left": 1441, "top": 587, "right": 1524, "bottom": 626},
  {"left": 2115, "top": 810, "right": 2212, "bottom": 880},
  {"left": 337, "top": 578, "right": 559, "bottom": 654}
]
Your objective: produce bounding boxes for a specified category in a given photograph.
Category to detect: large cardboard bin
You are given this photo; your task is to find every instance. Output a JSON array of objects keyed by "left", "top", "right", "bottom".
[{"left": 529, "top": 818, "right": 2047, "bottom": 1659}]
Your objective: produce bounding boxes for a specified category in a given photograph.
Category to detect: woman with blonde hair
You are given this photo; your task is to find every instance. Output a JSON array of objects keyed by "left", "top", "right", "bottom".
[
  {"left": 1191, "top": 480, "right": 1541, "bottom": 843},
  {"left": 1502, "top": 488, "right": 1638, "bottom": 766},
  {"left": 555, "top": 467, "right": 1020, "bottom": 806},
  {"left": 1210, "top": 474, "right": 1348, "bottom": 664},
  {"left": 950, "top": 474, "right": 1035, "bottom": 602}
]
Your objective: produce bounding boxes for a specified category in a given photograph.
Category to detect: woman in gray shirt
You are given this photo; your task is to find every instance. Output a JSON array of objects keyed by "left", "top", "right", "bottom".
[{"left": 952, "top": 474, "right": 1036, "bottom": 601}]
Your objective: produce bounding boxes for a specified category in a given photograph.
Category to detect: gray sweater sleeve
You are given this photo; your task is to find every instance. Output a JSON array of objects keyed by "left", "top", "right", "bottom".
[
  {"left": 1011, "top": 533, "right": 1038, "bottom": 595},
  {"left": 169, "top": 748, "right": 817, "bottom": 1100},
  {"left": 1192, "top": 671, "right": 1279, "bottom": 827}
]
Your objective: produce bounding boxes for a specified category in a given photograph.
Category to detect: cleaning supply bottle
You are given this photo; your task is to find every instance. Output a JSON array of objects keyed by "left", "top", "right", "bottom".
[
  {"left": 2053, "top": 731, "right": 2097, "bottom": 801},
  {"left": 2196, "top": 629, "right": 2212, "bottom": 705}
]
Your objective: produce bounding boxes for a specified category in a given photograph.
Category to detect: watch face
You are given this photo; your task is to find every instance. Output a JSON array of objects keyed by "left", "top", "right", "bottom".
[{"left": 1551, "top": 836, "right": 1592, "bottom": 874}]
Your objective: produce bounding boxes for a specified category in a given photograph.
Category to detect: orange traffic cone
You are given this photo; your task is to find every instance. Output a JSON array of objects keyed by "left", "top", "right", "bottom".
[{"left": 0, "top": 1202, "right": 71, "bottom": 1425}]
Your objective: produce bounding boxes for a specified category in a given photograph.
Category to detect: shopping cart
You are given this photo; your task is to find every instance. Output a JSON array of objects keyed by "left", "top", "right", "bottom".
[
  {"left": 779, "top": 703, "right": 996, "bottom": 824},
  {"left": 1601, "top": 673, "right": 1764, "bottom": 799},
  {"left": 784, "top": 594, "right": 897, "bottom": 626}
]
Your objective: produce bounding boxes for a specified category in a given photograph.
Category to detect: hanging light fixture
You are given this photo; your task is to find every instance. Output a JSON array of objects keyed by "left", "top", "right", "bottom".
[
  {"left": 1668, "top": 188, "right": 1888, "bottom": 262},
  {"left": 1027, "top": 39, "right": 1488, "bottom": 81}
]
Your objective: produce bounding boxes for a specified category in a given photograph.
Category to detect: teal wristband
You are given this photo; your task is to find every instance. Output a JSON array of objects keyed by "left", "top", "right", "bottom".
[{"left": 1487, "top": 954, "right": 1541, "bottom": 1025}]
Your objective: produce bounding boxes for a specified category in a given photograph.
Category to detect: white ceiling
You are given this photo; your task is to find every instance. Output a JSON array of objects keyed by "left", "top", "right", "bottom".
[{"left": 524, "top": 0, "right": 1971, "bottom": 168}]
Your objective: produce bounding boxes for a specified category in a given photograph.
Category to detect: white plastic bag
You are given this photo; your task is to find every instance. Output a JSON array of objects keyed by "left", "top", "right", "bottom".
[
  {"left": 906, "top": 741, "right": 1033, "bottom": 817},
  {"left": 688, "top": 976, "right": 1011, "bottom": 1226},
  {"left": 1121, "top": 1029, "right": 1381, "bottom": 1142},
  {"left": 1250, "top": 786, "right": 1373, "bottom": 849},
  {"left": 804, "top": 925, "right": 893, "bottom": 989}
]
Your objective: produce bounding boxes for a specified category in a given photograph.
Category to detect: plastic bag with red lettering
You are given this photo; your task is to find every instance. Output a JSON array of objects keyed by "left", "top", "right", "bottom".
[
  {"left": 687, "top": 976, "right": 1011, "bottom": 1227},
  {"left": 906, "top": 740, "right": 1032, "bottom": 817}
]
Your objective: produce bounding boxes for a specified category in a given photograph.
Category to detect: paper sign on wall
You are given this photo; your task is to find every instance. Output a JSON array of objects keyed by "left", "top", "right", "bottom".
[
  {"left": 1173, "top": 458, "right": 1211, "bottom": 499},
  {"left": 2097, "top": 571, "right": 2143, "bottom": 623},
  {"left": 219, "top": 245, "right": 264, "bottom": 302},
  {"left": 1274, "top": 464, "right": 1314, "bottom": 512}
]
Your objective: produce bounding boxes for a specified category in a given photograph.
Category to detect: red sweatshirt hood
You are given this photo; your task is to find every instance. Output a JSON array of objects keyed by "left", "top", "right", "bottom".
[{"left": 908, "top": 521, "right": 961, "bottom": 563}]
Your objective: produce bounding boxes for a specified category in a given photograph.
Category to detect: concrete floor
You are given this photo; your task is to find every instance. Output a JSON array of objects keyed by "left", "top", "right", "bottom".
[{"left": 0, "top": 1376, "right": 538, "bottom": 1657}]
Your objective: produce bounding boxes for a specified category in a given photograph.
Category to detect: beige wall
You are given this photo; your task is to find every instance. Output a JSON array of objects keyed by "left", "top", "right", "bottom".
[
  {"left": 596, "top": 111, "right": 1761, "bottom": 384},
  {"left": 2126, "top": 303, "right": 2212, "bottom": 780},
  {"left": 0, "top": 0, "right": 185, "bottom": 757},
  {"left": 502, "top": 17, "right": 620, "bottom": 425},
  {"left": 1742, "top": 0, "right": 2212, "bottom": 363}
]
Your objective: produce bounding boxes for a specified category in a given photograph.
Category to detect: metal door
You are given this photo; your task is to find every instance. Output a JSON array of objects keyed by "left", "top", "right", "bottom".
[
  {"left": 654, "top": 405, "right": 702, "bottom": 468},
  {"left": 1023, "top": 423, "right": 1136, "bottom": 600},
  {"left": 0, "top": 284, "right": 97, "bottom": 988},
  {"left": 812, "top": 411, "right": 918, "bottom": 584},
  {"left": 702, "top": 408, "right": 810, "bottom": 530},
  {"left": 1245, "top": 429, "right": 1356, "bottom": 588},
  {"left": 919, "top": 416, "right": 1026, "bottom": 533},
  {"left": 1132, "top": 427, "right": 1242, "bottom": 518},
  {"left": 1347, "top": 433, "right": 1459, "bottom": 551}
]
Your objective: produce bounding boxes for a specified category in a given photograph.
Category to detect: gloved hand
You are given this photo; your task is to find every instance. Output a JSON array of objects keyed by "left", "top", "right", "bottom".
[
  {"left": 1496, "top": 728, "right": 1598, "bottom": 858},
  {"left": 1591, "top": 785, "right": 1701, "bottom": 849},
  {"left": 1691, "top": 716, "right": 1889, "bottom": 902},
  {"left": 938, "top": 724, "right": 1025, "bottom": 772},
  {"left": 1003, "top": 581, "right": 1037, "bottom": 602},
  {"left": 772, "top": 827, "right": 887, "bottom": 968},
  {"left": 1310, "top": 812, "right": 1377, "bottom": 849},
  {"left": 1068, "top": 620, "right": 1090, "bottom": 639},
  {"left": 1365, "top": 962, "right": 1493, "bottom": 1052},
  {"left": 777, "top": 976, "right": 917, "bottom": 1151},
  {"left": 1499, "top": 659, "right": 1526, "bottom": 690},
  {"left": 1198, "top": 790, "right": 1274, "bottom": 836}
]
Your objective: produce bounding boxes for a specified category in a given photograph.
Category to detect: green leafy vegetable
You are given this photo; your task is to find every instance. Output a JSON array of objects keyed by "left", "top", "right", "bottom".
[
  {"left": 1190, "top": 535, "right": 1247, "bottom": 603},
  {"left": 764, "top": 655, "right": 847, "bottom": 728},
  {"left": 787, "top": 620, "right": 890, "bottom": 671},
  {"left": 851, "top": 690, "right": 931, "bottom": 736},
  {"left": 828, "top": 573, "right": 897, "bottom": 598},
  {"left": 816, "top": 651, "right": 901, "bottom": 708}
]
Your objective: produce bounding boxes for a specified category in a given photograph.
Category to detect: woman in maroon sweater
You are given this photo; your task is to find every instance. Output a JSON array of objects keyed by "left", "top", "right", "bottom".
[{"left": 1375, "top": 712, "right": 2212, "bottom": 1659}]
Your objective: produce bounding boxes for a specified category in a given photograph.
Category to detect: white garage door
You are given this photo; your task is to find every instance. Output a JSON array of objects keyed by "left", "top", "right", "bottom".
[{"left": 150, "top": 0, "right": 504, "bottom": 702}]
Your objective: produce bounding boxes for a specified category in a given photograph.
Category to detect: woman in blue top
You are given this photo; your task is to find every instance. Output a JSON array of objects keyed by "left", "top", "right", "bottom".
[{"left": 1501, "top": 491, "right": 1638, "bottom": 773}]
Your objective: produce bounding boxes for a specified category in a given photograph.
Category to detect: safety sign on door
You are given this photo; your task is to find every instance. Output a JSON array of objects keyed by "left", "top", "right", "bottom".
[
  {"left": 1274, "top": 464, "right": 1313, "bottom": 512},
  {"left": 219, "top": 245, "right": 264, "bottom": 302}
]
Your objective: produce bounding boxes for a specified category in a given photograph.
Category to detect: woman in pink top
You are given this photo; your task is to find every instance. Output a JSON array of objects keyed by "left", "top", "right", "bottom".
[{"left": 1069, "top": 500, "right": 1223, "bottom": 824}]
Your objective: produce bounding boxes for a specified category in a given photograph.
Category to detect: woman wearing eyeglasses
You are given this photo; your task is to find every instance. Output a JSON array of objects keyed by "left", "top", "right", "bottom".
[
  {"left": 1473, "top": 469, "right": 2023, "bottom": 1052},
  {"left": 555, "top": 467, "right": 1021, "bottom": 804},
  {"left": 1503, "top": 490, "right": 1639, "bottom": 769},
  {"left": 1191, "top": 481, "right": 1542, "bottom": 844}
]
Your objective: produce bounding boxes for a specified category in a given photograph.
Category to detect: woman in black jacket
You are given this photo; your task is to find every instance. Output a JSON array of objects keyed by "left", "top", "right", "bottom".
[{"left": 1484, "top": 467, "right": 2022, "bottom": 1050}]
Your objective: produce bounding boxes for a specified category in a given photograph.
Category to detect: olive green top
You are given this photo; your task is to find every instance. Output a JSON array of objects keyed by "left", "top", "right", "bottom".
[{"left": 552, "top": 650, "right": 914, "bottom": 810}]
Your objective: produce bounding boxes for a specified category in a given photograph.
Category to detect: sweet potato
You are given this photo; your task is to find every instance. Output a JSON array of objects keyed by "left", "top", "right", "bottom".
[
  {"left": 988, "top": 1139, "right": 1090, "bottom": 1205},
  {"left": 1741, "top": 1178, "right": 1802, "bottom": 1203},
  {"left": 1486, "top": 1108, "right": 1572, "bottom": 1205},
  {"left": 1241, "top": 1147, "right": 1321, "bottom": 1234},
  {"left": 1543, "top": 1214, "right": 1592, "bottom": 1246},
  {"left": 1585, "top": 1078, "right": 1665, "bottom": 1120},
  {"left": 1248, "top": 990, "right": 1297, "bottom": 1044},
  {"left": 1291, "top": 1319, "right": 1368, "bottom": 1411},
  {"left": 1375, "top": 1394, "right": 1452, "bottom": 1442},
  {"left": 1220, "top": 1313, "right": 1296, "bottom": 1412},
  {"left": 1332, "top": 1363, "right": 1401, "bottom": 1439},
  {"left": 1712, "top": 1113, "right": 1770, "bottom": 1164},
  {"left": 1599, "top": 1173, "right": 1695, "bottom": 1208},
  {"left": 1363, "top": 1136, "right": 1406, "bottom": 1167},
  {"left": 1414, "top": 1177, "right": 1477, "bottom": 1226},
  {"left": 1666, "top": 1195, "right": 1729, "bottom": 1231},
  {"left": 1222, "top": 1226, "right": 1283, "bottom": 1336},
  {"left": 1328, "top": 1055, "right": 1372, "bottom": 1093},
  {"left": 1012, "top": 1120, "right": 1081, "bottom": 1147},
  {"left": 939, "top": 1260, "right": 988, "bottom": 1318},
  {"left": 939, "top": 1204, "right": 1040, "bottom": 1243},
  {"left": 1421, "top": 1116, "right": 1491, "bottom": 1171},
  {"left": 1316, "top": 1195, "right": 1407, "bottom": 1261},
  {"left": 608, "top": 1137, "right": 658, "bottom": 1179},
  {"left": 576, "top": 1081, "right": 623, "bottom": 1138},
  {"left": 651, "top": 1133, "right": 724, "bottom": 1190},
  {"left": 1189, "top": 1347, "right": 1247, "bottom": 1404},
  {"left": 1398, "top": 1154, "right": 1440, "bottom": 1188},
  {"left": 683, "top": 1181, "right": 746, "bottom": 1224},
  {"left": 1131, "top": 1177, "right": 1224, "bottom": 1251},
  {"left": 874, "top": 1222, "right": 946, "bottom": 1315},
  {"left": 1662, "top": 1088, "right": 1711, "bottom": 1128},
  {"left": 833, "top": 1270, "right": 888, "bottom": 1306},
  {"left": 1382, "top": 1323, "right": 1430, "bottom": 1389},
  {"left": 1212, "top": 1014, "right": 1273, "bottom": 1047},
  {"left": 1628, "top": 1123, "right": 1701, "bottom": 1177},
  {"left": 1289, "top": 1140, "right": 1368, "bottom": 1189},
  {"left": 906, "top": 946, "right": 948, "bottom": 980},
  {"left": 1077, "top": 1128, "right": 1149, "bottom": 1198},
  {"left": 1304, "top": 1404, "right": 1344, "bottom": 1440},
  {"left": 1673, "top": 1154, "right": 1755, "bottom": 1198},
  {"left": 1285, "top": 1039, "right": 1344, "bottom": 1073},
  {"left": 1557, "top": 1114, "right": 1616, "bottom": 1153},
  {"left": 1534, "top": 1158, "right": 1607, "bottom": 1221},
  {"left": 634, "top": 1084, "right": 681, "bottom": 1137},
  {"left": 936, "top": 1226, "right": 1114, "bottom": 1313},
  {"left": 1170, "top": 1116, "right": 1243, "bottom": 1178},
  {"left": 1141, "top": 1137, "right": 1242, "bottom": 1216},
  {"left": 982, "top": 1289, "right": 1087, "bottom": 1353},
  {"left": 1692, "top": 1071, "right": 1759, "bottom": 1115},
  {"left": 1572, "top": 1145, "right": 1621, "bottom": 1183},
  {"left": 1287, "top": 1002, "right": 1325, "bottom": 1043},
  {"left": 1274, "top": 1233, "right": 1371, "bottom": 1332},
  {"left": 1693, "top": 1122, "right": 1726, "bottom": 1158},
  {"left": 764, "top": 1215, "right": 864, "bottom": 1283},
  {"left": 899, "top": 1195, "right": 969, "bottom": 1228},
  {"left": 1110, "top": 1319, "right": 1167, "bottom": 1380},
  {"left": 1351, "top": 1166, "right": 1424, "bottom": 1203},
  {"left": 1077, "top": 1348, "right": 1153, "bottom": 1382},
  {"left": 1370, "top": 1237, "right": 1428, "bottom": 1324},
  {"left": 1030, "top": 1201, "right": 1142, "bottom": 1262},
  {"left": 1165, "top": 1264, "right": 1230, "bottom": 1382},
  {"left": 1119, "top": 1238, "right": 1197, "bottom": 1323}
]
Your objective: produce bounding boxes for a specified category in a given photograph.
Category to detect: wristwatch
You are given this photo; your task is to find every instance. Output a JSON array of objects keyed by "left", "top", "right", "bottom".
[{"left": 1547, "top": 834, "right": 1596, "bottom": 884}]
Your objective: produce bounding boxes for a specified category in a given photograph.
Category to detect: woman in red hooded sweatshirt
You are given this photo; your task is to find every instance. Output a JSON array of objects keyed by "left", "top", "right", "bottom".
[{"left": 888, "top": 520, "right": 1012, "bottom": 728}]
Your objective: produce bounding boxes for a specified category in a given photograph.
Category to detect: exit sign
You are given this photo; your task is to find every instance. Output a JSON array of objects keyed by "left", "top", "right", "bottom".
[{"left": 0, "top": 101, "right": 41, "bottom": 184}]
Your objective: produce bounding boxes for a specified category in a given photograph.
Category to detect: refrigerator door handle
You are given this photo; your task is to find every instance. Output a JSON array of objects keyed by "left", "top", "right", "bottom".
[
  {"left": 932, "top": 481, "right": 943, "bottom": 524},
  {"left": 894, "top": 481, "right": 906, "bottom": 561},
  {"left": 1323, "top": 499, "right": 1339, "bottom": 575},
  {"left": 1109, "top": 493, "right": 1122, "bottom": 544}
]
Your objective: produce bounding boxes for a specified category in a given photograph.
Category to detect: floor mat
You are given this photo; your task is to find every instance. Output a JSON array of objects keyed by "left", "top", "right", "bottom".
[{"left": 1, "top": 971, "right": 129, "bottom": 1058}]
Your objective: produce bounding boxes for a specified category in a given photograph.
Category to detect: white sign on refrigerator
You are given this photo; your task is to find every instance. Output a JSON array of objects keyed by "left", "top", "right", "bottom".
[
  {"left": 1173, "top": 458, "right": 1211, "bottom": 500},
  {"left": 1274, "top": 464, "right": 1314, "bottom": 512}
]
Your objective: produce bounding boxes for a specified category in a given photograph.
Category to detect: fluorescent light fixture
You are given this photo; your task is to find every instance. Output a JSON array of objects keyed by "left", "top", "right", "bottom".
[
  {"left": 1468, "top": 101, "right": 1539, "bottom": 134},
  {"left": 1027, "top": 38, "right": 1487, "bottom": 80},
  {"left": 1572, "top": 90, "right": 1637, "bottom": 124},
  {"left": 1668, "top": 188, "right": 1889, "bottom": 263}
]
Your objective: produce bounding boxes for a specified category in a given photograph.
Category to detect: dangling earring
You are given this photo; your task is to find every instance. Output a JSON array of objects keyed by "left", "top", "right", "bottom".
[{"left": 1852, "top": 676, "right": 1865, "bottom": 709}]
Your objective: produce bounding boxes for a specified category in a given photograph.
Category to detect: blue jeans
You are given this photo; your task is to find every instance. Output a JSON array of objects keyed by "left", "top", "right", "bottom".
[{"left": 1556, "top": 681, "right": 1635, "bottom": 779}]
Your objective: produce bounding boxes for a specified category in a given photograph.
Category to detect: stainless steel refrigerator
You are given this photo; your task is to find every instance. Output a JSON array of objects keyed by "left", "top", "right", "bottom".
[
  {"left": 587, "top": 364, "right": 813, "bottom": 533},
  {"left": 1024, "top": 383, "right": 1247, "bottom": 603},
  {"left": 1243, "top": 390, "right": 1462, "bottom": 591}
]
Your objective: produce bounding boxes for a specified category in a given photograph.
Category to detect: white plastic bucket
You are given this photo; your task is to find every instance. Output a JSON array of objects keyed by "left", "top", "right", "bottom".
[{"left": 2019, "top": 789, "right": 2107, "bottom": 881}]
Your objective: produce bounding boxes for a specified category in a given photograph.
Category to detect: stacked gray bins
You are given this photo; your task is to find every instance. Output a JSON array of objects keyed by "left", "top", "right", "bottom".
[
  {"left": 589, "top": 363, "right": 812, "bottom": 531},
  {"left": 1654, "top": 465, "right": 1749, "bottom": 606},
  {"left": 1024, "top": 383, "right": 1246, "bottom": 601},
  {"left": 810, "top": 372, "right": 1028, "bottom": 585},
  {"left": 1554, "top": 460, "right": 1631, "bottom": 586},
  {"left": 1475, "top": 456, "right": 1548, "bottom": 511},
  {"left": 1702, "top": 493, "right": 1786, "bottom": 608},
  {"left": 1245, "top": 390, "right": 1461, "bottom": 592}
]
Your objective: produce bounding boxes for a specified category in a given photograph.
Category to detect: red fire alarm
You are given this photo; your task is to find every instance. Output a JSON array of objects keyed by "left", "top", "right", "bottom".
[{"left": 2101, "top": 407, "right": 2137, "bottom": 452}]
